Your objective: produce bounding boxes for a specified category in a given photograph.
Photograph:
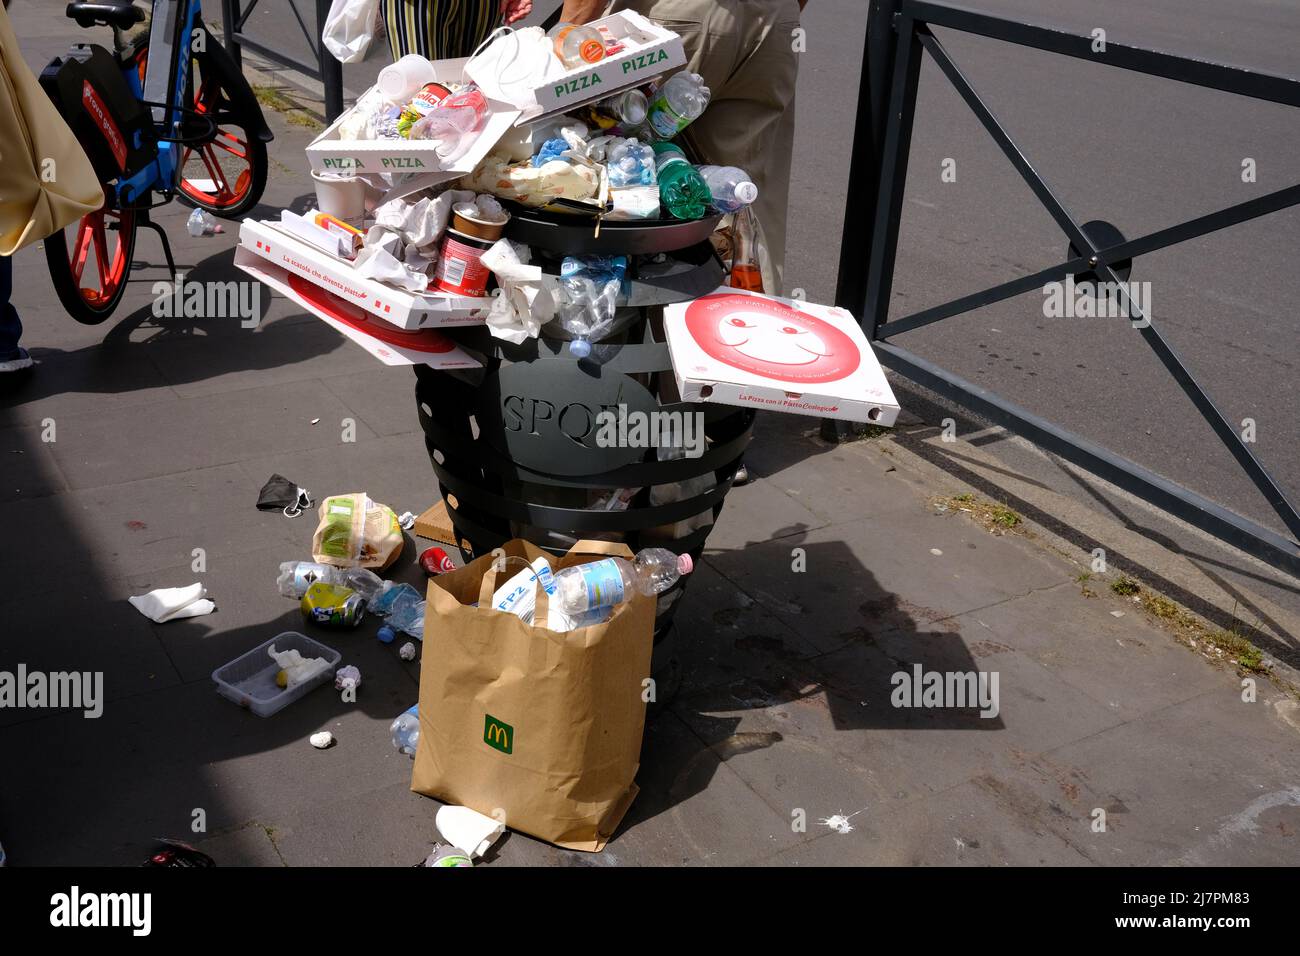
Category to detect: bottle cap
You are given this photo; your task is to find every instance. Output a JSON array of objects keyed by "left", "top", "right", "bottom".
[
  {"left": 677, "top": 553, "right": 694, "bottom": 575},
  {"left": 735, "top": 181, "right": 759, "bottom": 204}
]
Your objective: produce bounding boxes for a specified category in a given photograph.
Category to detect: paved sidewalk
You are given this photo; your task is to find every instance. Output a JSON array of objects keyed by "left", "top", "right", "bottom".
[{"left": 2, "top": 13, "right": 1298, "bottom": 867}]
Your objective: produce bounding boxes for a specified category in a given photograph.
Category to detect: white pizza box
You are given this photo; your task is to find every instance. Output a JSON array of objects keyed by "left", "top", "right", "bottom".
[
  {"left": 234, "top": 248, "right": 483, "bottom": 370},
  {"left": 237, "top": 218, "right": 491, "bottom": 330},
  {"left": 306, "top": 57, "right": 521, "bottom": 177},
  {"left": 663, "top": 288, "right": 901, "bottom": 425},
  {"left": 468, "top": 11, "right": 686, "bottom": 126}
]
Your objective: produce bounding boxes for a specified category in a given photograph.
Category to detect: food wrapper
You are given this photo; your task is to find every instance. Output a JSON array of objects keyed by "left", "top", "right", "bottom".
[
  {"left": 311, "top": 493, "right": 404, "bottom": 570},
  {"left": 461, "top": 153, "right": 599, "bottom": 207}
]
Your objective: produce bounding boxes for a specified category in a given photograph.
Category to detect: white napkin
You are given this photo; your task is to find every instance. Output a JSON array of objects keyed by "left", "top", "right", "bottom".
[
  {"left": 480, "top": 239, "right": 558, "bottom": 343},
  {"left": 436, "top": 805, "right": 505, "bottom": 859},
  {"left": 128, "top": 583, "right": 215, "bottom": 623}
]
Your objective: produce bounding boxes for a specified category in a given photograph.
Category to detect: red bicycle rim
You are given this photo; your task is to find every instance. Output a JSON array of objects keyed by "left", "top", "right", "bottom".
[
  {"left": 69, "top": 207, "right": 133, "bottom": 308},
  {"left": 179, "top": 78, "right": 254, "bottom": 208}
]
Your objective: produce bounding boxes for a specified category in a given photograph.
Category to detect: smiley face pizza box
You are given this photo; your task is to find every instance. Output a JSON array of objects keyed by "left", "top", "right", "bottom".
[{"left": 663, "top": 288, "right": 900, "bottom": 425}]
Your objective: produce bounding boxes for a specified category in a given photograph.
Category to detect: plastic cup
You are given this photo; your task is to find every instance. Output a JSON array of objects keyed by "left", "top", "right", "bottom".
[
  {"left": 311, "top": 169, "right": 367, "bottom": 225},
  {"left": 451, "top": 205, "right": 509, "bottom": 242},
  {"left": 378, "top": 54, "right": 438, "bottom": 104}
]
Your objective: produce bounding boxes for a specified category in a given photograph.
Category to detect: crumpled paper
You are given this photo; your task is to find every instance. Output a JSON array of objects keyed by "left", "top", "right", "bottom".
[
  {"left": 480, "top": 239, "right": 558, "bottom": 343},
  {"left": 358, "top": 189, "right": 477, "bottom": 291}
]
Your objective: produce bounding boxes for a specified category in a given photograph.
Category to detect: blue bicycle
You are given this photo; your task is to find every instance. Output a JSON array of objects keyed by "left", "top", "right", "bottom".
[{"left": 41, "top": 0, "right": 272, "bottom": 323}]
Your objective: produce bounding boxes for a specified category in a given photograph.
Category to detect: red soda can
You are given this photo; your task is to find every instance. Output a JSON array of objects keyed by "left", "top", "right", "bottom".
[{"left": 420, "top": 546, "right": 456, "bottom": 575}]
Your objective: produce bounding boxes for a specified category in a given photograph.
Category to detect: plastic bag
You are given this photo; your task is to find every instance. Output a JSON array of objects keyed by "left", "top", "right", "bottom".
[
  {"left": 323, "top": 0, "right": 381, "bottom": 64},
  {"left": 311, "top": 493, "right": 404, "bottom": 570}
]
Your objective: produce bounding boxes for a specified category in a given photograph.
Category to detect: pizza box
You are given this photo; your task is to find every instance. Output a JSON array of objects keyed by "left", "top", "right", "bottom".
[
  {"left": 306, "top": 57, "right": 522, "bottom": 177},
  {"left": 234, "top": 248, "right": 483, "bottom": 370},
  {"left": 467, "top": 11, "right": 686, "bottom": 126},
  {"left": 237, "top": 218, "right": 491, "bottom": 330},
  {"left": 663, "top": 288, "right": 901, "bottom": 425}
]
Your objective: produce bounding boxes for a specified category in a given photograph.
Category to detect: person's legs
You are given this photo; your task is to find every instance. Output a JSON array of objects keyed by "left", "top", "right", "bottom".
[
  {"left": 612, "top": 0, "right": 800, "bottom": 293},
  {"left": 0, "top": 256, "right": 18, "bottom": 351},
  {"left": 0, "top": 255, "right": 31, "bottom": 369}
]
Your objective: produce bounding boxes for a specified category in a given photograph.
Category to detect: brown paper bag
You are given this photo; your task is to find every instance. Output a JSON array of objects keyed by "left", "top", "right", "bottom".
[
  {"left": 412, "top": 538, "right": 654, "bottom": 852},
  {"left": 0, "top": 2, "right": 104, "bottom": 254}
]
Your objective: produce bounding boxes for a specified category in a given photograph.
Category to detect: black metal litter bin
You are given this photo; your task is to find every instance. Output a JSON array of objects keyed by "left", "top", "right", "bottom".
[{"left": 414, "top": 215, "right": 752, "bottom": 640}]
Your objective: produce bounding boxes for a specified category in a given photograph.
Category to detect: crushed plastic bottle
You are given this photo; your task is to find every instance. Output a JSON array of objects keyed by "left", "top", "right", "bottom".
[
  {"left": 552, "top": 548, "right": 694, "bottom": 615},
  {"left": 607, "top": 138, "right": 656, "bottom": 187},
  {"left": 277, "top": 561, "right": 384, "bottom": 602},
  {"left": 556, "top": 255, "right": 628, "bottom": 356},
  {"left": 186, "top": 208, "right": 222, "bottom": 237},
  {"left": 645, "top": 72, "right": 710, "bottom": 140},
  {"left": 391, "top": 704, "right": 420, "bottom": 756},
  {"left": 407, "top": 86, "right": 488, "bottom": 145},
  {"left": 371, "top": 582, "right": 426, "bottom": 643}
]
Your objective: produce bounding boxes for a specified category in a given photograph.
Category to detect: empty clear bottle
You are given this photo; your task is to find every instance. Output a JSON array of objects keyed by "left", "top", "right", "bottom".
[
  {"left": 645, "top": 72, "right": 710, "bottom": 140},
  {"left": 391, "top": 704, "right": 419, "bottom": 755},
  {"left": 553, "top": 548, "right": 694, "bottom": 615},
  {"left": 698, "top": 165, "right": 758, "bottom": 213},
  {"left": 549, "top": 22, "right": 606, "bottom": 67},
  {"left": 277, "top": 561, "right": 384, "bottom": 601},
  {"left": 652, "top": 142, "right": 711, "bottom": 220}
]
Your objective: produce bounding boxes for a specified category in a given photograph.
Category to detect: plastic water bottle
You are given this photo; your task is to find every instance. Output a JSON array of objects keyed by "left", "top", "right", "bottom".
[
  {"left": 382, "top": 599, "right": 426, "bottom": 643},
  {"left": 645, "top": 72, "right": 710, "bottom": 140},
  {"left": 276, "top": 561, "right": 384, "bottom": 601},
  {"left": 390, "top": 704, "right": 420, "bottom": 756},
  {"left": 371, "top": 582, "right": 425, "bottom": 642},
  {"left": 553, "top": 549, "right": 694, "bottom": 615},
  {"left": 607, "top": 139, "right": 656, "bottom": 187},
  {"left": 548, "top": 22, "right": 606, "bottom": 68},
  {"left": 698, "top": 165, "right": 758, "bottom": 213},
  {"left": 371, "top": 581, "right": 420, "bottom": 616},
  {"left": 652, "top": 142, "right": 711, "bottom": 220},
  {"left": 186, "top": 208, "right": 220, "bottom": 236}
]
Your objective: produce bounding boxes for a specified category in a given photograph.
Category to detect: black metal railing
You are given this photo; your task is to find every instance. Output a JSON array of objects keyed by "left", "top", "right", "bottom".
[
  {"left": 838, "top": 0, "right": 1300, "bottom": 576},
  {"left": 220, "top": 0, "right": 343, "bottom": 121}
]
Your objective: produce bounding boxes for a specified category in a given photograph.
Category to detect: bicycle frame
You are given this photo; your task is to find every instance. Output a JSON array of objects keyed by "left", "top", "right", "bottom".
[{"left": 115, "top": 0, "right": 206, "bottom": 205}]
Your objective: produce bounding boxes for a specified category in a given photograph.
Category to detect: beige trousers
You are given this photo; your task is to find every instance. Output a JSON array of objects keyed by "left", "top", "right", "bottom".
[{"left": 609, "top": 0, "right": 802, "bottom": 293}]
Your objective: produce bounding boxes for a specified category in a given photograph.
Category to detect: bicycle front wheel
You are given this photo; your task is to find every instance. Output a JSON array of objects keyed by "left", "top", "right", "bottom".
[{"left": 44, "top": 197, "right": 138, "bottom": 326}]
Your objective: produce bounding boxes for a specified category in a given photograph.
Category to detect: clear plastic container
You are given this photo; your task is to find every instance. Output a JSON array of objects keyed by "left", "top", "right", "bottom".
[{"left": 211, "top": 632, "right": 341, "bottom": 717}]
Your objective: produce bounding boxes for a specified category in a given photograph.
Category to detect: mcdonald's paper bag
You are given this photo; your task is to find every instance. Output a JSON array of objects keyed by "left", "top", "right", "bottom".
[
  {"left": 412, "top": 538, "right": 655, "bottom": 852},
  {"left": 0, "top": 2, "right": 104, "bottom": 254}
]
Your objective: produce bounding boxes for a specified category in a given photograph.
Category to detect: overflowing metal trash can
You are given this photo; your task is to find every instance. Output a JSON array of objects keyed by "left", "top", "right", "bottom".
[{"left": 414, "top": 209, "right": 753, "bottom": 641}]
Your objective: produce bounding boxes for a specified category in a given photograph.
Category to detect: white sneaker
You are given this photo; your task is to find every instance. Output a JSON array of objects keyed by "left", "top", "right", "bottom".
[{"left": 0, "top": 348, "right": 33, "bottom": 374}]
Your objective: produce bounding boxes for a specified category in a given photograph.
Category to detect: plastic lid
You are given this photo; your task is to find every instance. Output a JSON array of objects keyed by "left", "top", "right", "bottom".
[
  {"left": 677, "top": 553, "right": 694, "bottom": 576},
  {"left": 735, "top": 181, "right": 759, "bottom": 204}
]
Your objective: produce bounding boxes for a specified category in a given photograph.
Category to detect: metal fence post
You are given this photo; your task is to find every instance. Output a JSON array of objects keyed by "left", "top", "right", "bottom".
[
  {"left": 834, "top": 0, "right": 900, "bottom": 323},
  {"left": 222, "top": 0, "right": 242, "bottom": 66},
  {"left": 825, "top": 0, "right": 902, "bottom": 442},
  {"left": 317, "top": 0, "right": 344, "bottom": 121}
]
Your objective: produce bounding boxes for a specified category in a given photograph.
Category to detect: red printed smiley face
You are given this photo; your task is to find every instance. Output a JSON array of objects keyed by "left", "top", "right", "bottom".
[{"left": 683, "top": 293, "right": 861, "bottom": 384}]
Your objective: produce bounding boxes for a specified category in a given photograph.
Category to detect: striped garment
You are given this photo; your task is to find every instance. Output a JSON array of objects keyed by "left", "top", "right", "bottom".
[{"left": 381, "top": 0, "right": 500, "bottom": 60}]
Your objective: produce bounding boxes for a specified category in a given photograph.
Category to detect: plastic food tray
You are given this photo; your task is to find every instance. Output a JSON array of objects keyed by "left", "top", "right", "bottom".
[{"left": 212, "top": 631, "right": 341, "bottom": 717}]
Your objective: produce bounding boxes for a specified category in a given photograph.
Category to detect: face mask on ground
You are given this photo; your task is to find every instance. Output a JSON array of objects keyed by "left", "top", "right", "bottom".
[{"left": 257, "top": 474, "right": 313, "bottom": 517}]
